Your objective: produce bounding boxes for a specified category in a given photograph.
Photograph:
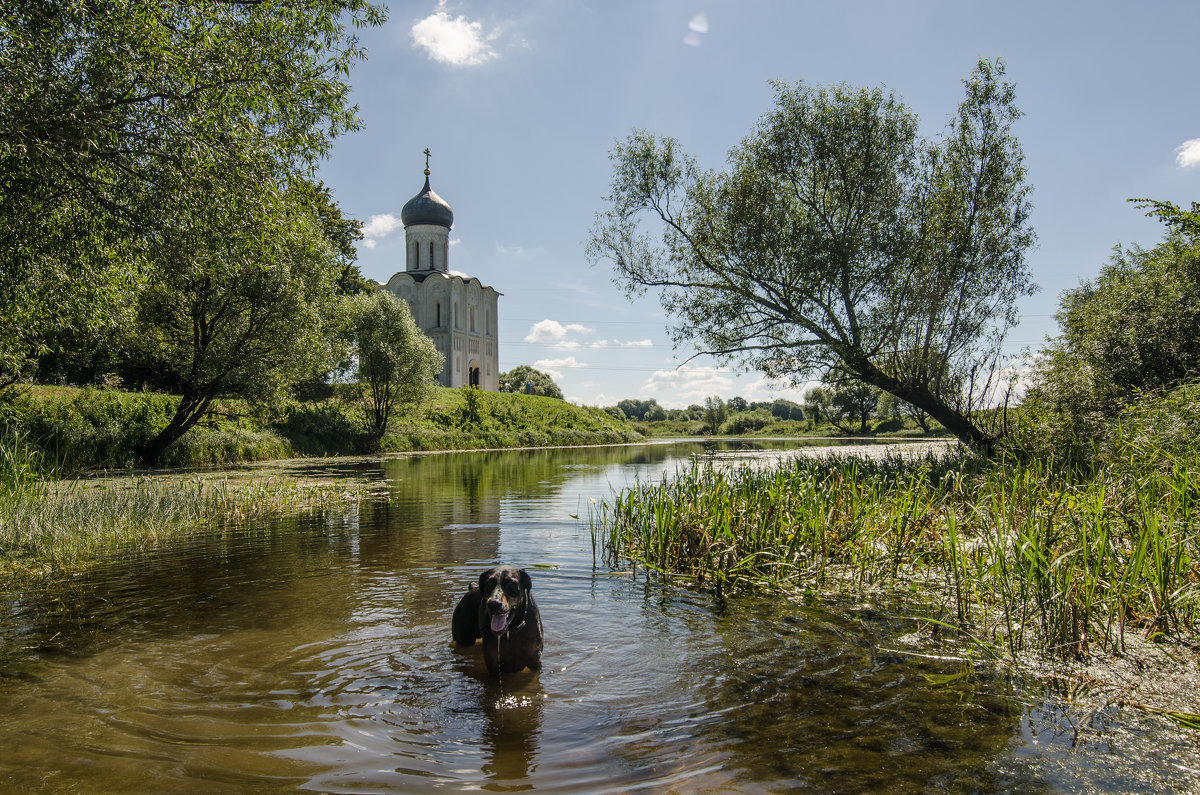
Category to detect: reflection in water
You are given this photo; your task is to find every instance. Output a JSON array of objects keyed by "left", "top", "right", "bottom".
[{"left": 0, "top": 440, "right": 1197, "bottom": 792}]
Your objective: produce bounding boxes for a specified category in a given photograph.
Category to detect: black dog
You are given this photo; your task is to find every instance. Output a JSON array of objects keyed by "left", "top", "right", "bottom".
[{"left": 452, "top": 566, "right": 543, "bottom": 675}]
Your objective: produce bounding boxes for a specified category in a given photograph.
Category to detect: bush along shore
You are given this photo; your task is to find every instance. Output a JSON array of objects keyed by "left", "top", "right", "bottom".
[
  {"left": 593, "top": 415, "right": 1200, "bottom": 662},
  {"left": 1, "top": 384, "right": 642, "bottom": 472},
  {"left": 0, "top": 384, "right": 641, "bottom": 579}
]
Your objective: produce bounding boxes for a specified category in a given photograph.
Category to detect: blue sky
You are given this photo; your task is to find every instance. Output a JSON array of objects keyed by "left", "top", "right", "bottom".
[{"left": 318, "top": 0, "right": 1199, "bottom": 409}]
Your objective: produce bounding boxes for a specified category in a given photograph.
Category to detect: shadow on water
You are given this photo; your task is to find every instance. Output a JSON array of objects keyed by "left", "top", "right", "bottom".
[{"left": 1, "top": 440, "right": 1197, "bottom": 792}]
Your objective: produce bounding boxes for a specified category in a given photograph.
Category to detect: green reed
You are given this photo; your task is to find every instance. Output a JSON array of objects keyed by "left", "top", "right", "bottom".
[
  {"left": 0, "top": 473, "right": 369, "bottom": 578},
  {"left": 595, "top": 447, "right": 1200, "bottom": 657}
]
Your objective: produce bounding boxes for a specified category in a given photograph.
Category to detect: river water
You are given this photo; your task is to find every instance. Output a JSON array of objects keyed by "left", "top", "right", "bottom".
[{"left": 1, "top": 440, "right": 1196, "bottom": 792}]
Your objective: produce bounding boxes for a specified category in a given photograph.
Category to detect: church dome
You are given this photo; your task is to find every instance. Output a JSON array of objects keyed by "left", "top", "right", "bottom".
[{"left": 401, "top": 176, "right": 454, "bottom": 229}]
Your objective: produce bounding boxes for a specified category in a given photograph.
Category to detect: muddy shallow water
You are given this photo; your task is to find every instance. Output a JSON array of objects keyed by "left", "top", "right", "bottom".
[{"left": 2, "top": 440, "right": 1197, "bottom": 792}]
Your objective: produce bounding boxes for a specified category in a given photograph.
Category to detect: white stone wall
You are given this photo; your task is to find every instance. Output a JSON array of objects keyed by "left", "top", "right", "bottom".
[
  {"left": 383, "top": 271, "right": 500, "bottom": 391},
  {"left": 403, "top": 224, "right": 450, "bottom": 273}
]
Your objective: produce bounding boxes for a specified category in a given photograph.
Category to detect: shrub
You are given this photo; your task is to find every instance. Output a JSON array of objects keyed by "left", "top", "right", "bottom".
[{"left": 720, "top": 408, "right": 774, "bottom": 434}]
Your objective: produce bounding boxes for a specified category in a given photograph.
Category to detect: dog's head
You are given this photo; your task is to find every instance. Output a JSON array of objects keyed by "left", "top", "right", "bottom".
[{"left": 478, "top": 566, "right": 532, "bottom": 634}]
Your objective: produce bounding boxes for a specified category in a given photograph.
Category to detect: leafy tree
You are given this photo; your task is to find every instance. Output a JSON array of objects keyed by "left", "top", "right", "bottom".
[
  {"left": 721, "top": 408, "right": 774, "bottom": 434},
  {"left": 0, "top": 0, "right": 385, "bottom": 387},
  {"left": 615, "top": 398, "right": 659, "bottom": 420},
  {"left": 727, "top": 396, "right": 748, "bottom": 412},
  {"left": 130, "top": 182, "right": 348, "bottom": 465},
  {"left": 499, "top": 366, "right": 564, "bottom": 399},
  {"left": 294, "top": 179, "right": 372, "bottom": 296},
  {"left": 644, "top": 404, "right": 668, "bottom": 422},
  {"left": 806, "top": 380, "right": 880, "bottom": 434},
  {"left": 878, "top": 391, "right": 933, "bottom": 431},
  {"left": 588, "top": 59, "right": 1035, "bottom": 452},
  {"left": 347, "top": 291, "right": 442, "bottom": 450},
  {"left": 804, "top": 388, "right": 834, "bottom": 428},
  {"left": 1023, "top": 199, "right": 1200, "bottom": 449},
  {"left": 770, "top": 399, "right": 805, "bottom": 422},
  {"left": 830, "top": 381, "right": 880, "bottom": 434},
  {"left": 702, "top": 395, "right": 727, "bottom": 433}
]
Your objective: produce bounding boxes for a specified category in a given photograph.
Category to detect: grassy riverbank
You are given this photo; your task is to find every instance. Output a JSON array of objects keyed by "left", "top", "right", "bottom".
[
  {"left": 0, "top": 384, "right": 638, "bottom": 578},
  {"left": 1, "top": 384, "right": 641, "bottom": 472},
  {"left": 593, "top": 432, "right": 1200, "bottom": 659}
]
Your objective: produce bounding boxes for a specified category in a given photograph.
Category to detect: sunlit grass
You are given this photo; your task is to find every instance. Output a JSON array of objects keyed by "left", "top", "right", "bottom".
[
  {"left": 593, "top": 444, "right": 1200, "bottom": 658},
  {"left": 0, "top": 469, "right": 370, "bottom": 578}
]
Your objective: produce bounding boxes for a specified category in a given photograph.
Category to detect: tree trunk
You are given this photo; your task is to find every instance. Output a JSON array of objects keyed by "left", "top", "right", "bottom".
[
  {"left": 844, "top": 353, "right": 996, "bottom": 454},
  {"left": 134, "top": 391, "right": 213, "bottom": 466}
]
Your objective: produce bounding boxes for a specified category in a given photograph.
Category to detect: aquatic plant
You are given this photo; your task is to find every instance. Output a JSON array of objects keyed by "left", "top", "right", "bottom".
[
  {"left": 594, "top": 444, "right": 1200, "bottom": 657},
  {"left": 0, "top": 473, "right": 369, "bottom": 578}
]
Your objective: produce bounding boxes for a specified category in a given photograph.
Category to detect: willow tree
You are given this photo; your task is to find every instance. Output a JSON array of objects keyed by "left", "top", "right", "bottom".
[
  {"left": 131, "top": 179, "right": 348, "bottom": 466},
  {"left": 0, "top": 0, "right": 385, "bottom": 387},
  {"left": 588, "top": 59, "right": 1035, "bottom": 450}
]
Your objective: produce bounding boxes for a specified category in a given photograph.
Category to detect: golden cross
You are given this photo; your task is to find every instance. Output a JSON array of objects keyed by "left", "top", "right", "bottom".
[{"left": 424, "top": 147, "right": 431, "bottom": 176}]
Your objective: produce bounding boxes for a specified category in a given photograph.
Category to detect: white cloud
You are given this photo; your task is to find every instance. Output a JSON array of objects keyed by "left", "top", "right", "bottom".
[
  {"left": 736, "top": 374, "right": 816, "bottom": 405},
  {"left": 411, "top": 3, "right": 498, "bottom": 66},
  {"left": 642, "top": 365, "right": 734, "bottom": 408},
  {"left": 1176, "top": 138, "right": 1200, "bottom": 168},
  {"left": 620, "top": 339, "right": 653, "bottom": 348},
  {"left": 361, "top": 213, "right": 402, "bottom": 248},
  {"left": 524, "top": 319, "right": 593, "bottom": 343},
  {"left": 688, "top": 13, "right": 709, "bottom": 33},
  {"left": 533, "top": 356, "right": 586, "bottom": 380}
]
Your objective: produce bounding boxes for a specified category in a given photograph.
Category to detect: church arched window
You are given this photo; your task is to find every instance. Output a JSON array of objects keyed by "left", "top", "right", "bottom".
[{"left": 429, "top": 241, "right": 435, "bottom": 270}]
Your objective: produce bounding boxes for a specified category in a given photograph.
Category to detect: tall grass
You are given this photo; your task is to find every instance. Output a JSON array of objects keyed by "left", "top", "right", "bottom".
[
  {"left": 594, "top": 442, "right": 1200, "bottom": 657},
  {"left": 0, "top": 471, "right": 368, "bottom": 578}
]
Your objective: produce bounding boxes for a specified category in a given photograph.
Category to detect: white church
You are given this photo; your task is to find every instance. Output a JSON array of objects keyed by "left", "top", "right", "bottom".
[{"left": 383, "top": 156, "right": 501, "bottom": 391}]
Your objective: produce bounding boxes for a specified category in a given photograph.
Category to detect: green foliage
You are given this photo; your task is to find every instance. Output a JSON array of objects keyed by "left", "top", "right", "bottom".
[
  {"left": 702, "top": 396, "right": 728, "bottom": 433},
  {"left": 275, "top": 401, "right": 361, "bottom": 456},
  {"left": 770, "top": 399, "right": 805, "bottom": 422},
  {"left": 596, "top": 441, "right": 1200, "bottom": 656},
  {"left": 588, "top": 59, "right": 1035, "bottom": 451},
  {"left": 0, "top": 0, "right": 386, "bottom": 386},
  {"left": 15, "top": 387, "right": 177, "bottom": 469},
  {"left": 1, "top": 385, "right": 646, "bottom": 471},
  {"left": 720, "top": 408, "right": 774, "bottom": 434},
  {"left": 500, "top": 365, "right": 564, "bottom": 399},
  {"left": 130, "top": 184, "right": 351, "bottom": 464},
  {"left": 613, "top": 398, "right": 661, "bottom": 420},
  {"left": 1020, "top": 200, "right": 1200, "bottom": 458},
  {"left": 346, "top": 291, "right": 442, "bottom": 448}
]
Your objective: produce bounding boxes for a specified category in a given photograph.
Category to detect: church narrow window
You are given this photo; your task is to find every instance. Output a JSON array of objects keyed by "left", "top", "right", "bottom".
[
  {"left": 429, "top": 241, "right": 435, "bottom": 270},
  {"left": 436, "top": 302, "right": 441, "bottom": 327},
  {"left": 470, "top": 306, "right": 476, "bottom": 333}
]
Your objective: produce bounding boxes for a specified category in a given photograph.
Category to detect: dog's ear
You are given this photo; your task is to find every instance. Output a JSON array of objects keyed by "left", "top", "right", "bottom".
[
  {"left": 478, "top": 569, "right": 493, "bottom": 591},
  {"left": 519, "top": 568, "right": 532, "bottom": 591}
]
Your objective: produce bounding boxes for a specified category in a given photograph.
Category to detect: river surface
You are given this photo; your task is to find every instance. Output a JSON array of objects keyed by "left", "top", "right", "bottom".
[{"left": 1, "top": 440, "right": 1196, "bottom": 793}]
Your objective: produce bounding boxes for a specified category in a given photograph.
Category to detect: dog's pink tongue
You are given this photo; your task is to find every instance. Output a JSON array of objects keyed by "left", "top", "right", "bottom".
[{"left": 490, "top": 613, "right": 508, "bottom": 633}]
